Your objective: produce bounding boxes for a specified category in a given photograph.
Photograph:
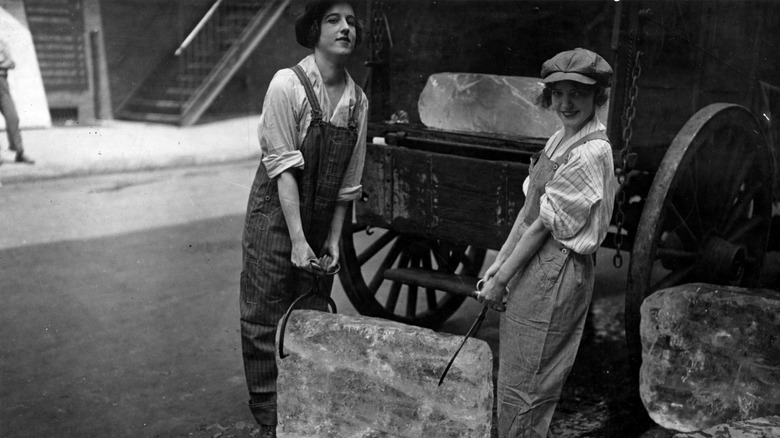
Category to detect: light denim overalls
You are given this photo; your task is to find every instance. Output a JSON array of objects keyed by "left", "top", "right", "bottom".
[{"left": 498, "top": 131, "right": 608, "bottom": 437}]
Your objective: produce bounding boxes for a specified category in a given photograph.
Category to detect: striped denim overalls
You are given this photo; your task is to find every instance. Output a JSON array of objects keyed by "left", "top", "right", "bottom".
[
  {"left": 239, "top": 65, "right": 362, "bottom": 426},
  {"left": 497, "top": 131, "right": 608, "bottom": 438}
]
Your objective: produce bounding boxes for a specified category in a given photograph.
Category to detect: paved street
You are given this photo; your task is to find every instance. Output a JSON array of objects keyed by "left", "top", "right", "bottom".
[
  {"left": 0, "top": 161, "right": 496, "bottom": 438},
  {"left": 1, "top": 162, "right": 263, "bottom": 437}
]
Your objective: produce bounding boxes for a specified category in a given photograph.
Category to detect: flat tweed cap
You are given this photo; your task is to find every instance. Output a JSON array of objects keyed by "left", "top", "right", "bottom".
[{"left": 541, "top": 48, "right": 613, "bottom": 85}]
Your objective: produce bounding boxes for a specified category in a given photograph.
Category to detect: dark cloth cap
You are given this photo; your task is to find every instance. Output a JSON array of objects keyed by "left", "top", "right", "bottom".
[
  {"left": 295, "top": 1, "right": 338, "bottom": 49},
  {"left": 541, "top": 48, "right": 613, "bottom": 86}
]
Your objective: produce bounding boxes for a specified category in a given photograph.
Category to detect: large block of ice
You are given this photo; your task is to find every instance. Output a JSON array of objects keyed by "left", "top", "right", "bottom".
[
  {"left": 639, "top": 283, "right": 780, "bottom": 432},
  {"left": 418, "top": 73, "right": 609, "bottom": 139},
  {"left": 276, "top": 310, "right": 493, "bottom": 438}
]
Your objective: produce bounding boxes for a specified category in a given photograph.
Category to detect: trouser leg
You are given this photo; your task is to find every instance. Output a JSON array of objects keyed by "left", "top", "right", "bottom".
[
  {"left": 0, "top": 76, "right": 23, "bottom": 154},
  {"left": 240, "top": 261, "right": 289, "bottom": 427},
  {"left": 497, "top": 252, "right": 593, "bottom": 437},
  {"left": 239, "top": 265, "right": 332, "bottom": 426},
  {"left": 241, "top": 316, "right": 280, "bottom": 425}
]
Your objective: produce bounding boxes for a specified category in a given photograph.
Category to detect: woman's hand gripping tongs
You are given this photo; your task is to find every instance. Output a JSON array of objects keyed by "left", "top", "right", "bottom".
[
  {"left": 277, "top": 256, "right": 341, "bottom": 359},
  {"left": 438, "top": 279, "right": 507, "bottom": 386}
]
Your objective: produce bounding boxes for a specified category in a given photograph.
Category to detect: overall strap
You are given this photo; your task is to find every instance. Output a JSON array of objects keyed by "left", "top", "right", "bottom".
[
  {"left": 290, "top": 65, "right": 323, "bottom": 121},
  {"left": 555, "top": 130, "right": 610, "bottom": 164}
]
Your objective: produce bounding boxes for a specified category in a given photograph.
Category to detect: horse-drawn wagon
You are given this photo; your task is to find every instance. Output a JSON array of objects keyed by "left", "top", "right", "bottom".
[{"left": 337, "top": 0, "right": 779, "bottom": 378}]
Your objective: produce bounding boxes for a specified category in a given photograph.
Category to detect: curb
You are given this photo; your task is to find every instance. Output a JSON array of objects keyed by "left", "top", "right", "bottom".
[{"left": 0, "top": 155, "right": 256, "bottom": 184}]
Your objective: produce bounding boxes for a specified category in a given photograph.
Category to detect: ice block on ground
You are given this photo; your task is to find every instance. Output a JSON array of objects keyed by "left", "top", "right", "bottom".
[
  {"left": 276, "top": 310, "right": 493, "bottom": 438},
  {"left": 639, "top": 283, "right": 780, "bottom": 432}
]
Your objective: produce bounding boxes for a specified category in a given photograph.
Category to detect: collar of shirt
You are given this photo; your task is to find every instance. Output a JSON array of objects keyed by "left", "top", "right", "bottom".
[
  {"left": 545, "top": 115, "right": 606, "bottom": 160},
  {"left": 297, "top": 54, "right": 358, "bottom": 125}
]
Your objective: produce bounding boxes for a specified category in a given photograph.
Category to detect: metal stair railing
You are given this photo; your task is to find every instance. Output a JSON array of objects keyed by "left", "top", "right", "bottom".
[
  {"left": 174, "top": 0, "right": 259, "bottom": 97},
  {"left": 176, "top": 0, "right": 291, "bottom": 126},
  {"left": 175, "top": 0, "right": 224, "bottom": 58}
]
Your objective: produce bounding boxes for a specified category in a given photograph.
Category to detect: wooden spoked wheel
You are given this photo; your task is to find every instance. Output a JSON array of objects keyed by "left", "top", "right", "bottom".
[
  {"left": 339, "top": 219, "right": 486, "bottom": 329},
  {"left": 625, "top": 103, "right": 774, "bottom": 374}
]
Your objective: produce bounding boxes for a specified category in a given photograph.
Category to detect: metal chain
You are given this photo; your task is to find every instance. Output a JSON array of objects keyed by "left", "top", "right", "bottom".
[
  {"left": 371, "top": 0, "right": 385, "bottom": 61},
  {"left": 613, "top": 40, "right": 643, "bottom": 269}
]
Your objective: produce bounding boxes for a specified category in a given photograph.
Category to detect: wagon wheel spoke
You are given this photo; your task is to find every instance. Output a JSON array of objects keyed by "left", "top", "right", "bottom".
[
  {"left": 446, "top": 246, "right": 468, "bottom": 272},
  {"left": 386, "top": 277, "right": 402, "bottom": 313},
  {"left": 673, "top": 169, "right": 706, "bottom": 240},
  {"left": 402, "top": 253, "right": 420, "bottom": 319},
  {"left": 367, "top": 238, "right": 403, "bottom": 294},
  {"left": 726, "top": 216, "right": 764, "bottom": 244},
  {"left": 706, "top": 125, "right": 738, "bottom": 203},
  {"left": 430, "top": 241, "right": 453, "bottom": 270},
  {"left": 357, "top": 230, "right": 398, "bottom": 266},
  {"left": 712, "top": 135, "right": 752, "bottom": 218},
  {"left": 406, "top": 285, "right": 419, "bottom": 319},
  {"left": 722, "top": 179, "right": 763, "bottom": 235},
  {"left": 667, "top": 202, "right": 699, "bottom": 243},
  {"left": 460, "top": 246, "right": 482, "bottom": 272},
  {"left": 350, "top": 222, "right": 370, "bottom": 234},
  {"left": 714, "top": 150, "right": 755, "bottom": 228},
  {"left": 388, "top": 250, "right": 414, "bottom": 313},
  {"left": 421, "top": 251, "right": 439, "bottom": 311}
]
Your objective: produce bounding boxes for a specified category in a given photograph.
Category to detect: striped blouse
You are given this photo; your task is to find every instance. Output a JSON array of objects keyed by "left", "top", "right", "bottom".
[{"left": 538, "top": 116, "right": 617, "bottom": 254}]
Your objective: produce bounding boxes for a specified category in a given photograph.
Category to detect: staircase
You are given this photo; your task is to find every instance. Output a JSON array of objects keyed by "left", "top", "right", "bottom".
[{"left": 115, "top": 0, "right": 290, "bottom": 126}]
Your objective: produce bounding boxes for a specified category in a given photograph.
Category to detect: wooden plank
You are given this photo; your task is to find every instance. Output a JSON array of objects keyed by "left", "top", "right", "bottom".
[
  {"left": 356, "top": 143, "right": 529, "bottom": 250},
  {"left": 355, "top": 143, "right": 390, "bottom": 227}
]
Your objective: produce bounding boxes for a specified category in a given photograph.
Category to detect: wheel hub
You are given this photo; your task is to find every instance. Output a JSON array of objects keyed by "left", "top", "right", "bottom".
[{"left": 697, "top": 235, "right": 746, "bottom": 282}]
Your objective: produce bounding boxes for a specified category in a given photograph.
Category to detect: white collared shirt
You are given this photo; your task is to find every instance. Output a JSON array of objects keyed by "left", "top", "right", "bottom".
[
  {"left": 258, "top": 54, "right": 368, "bottom": 201},
  {"left": 537, "top": 116, "right": 617, "bottom": 254}
]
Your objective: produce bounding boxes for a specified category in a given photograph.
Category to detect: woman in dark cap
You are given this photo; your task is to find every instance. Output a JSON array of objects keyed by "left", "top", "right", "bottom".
[
  {"left": 239, "top": 2, "right": 366, "bottom": 436},
  {"left": 478, "top": 48, "right": 616, "bottom": 437}
]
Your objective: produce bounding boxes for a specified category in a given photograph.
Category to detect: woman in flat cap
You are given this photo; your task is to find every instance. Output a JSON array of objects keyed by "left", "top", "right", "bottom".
[
  {"left": 478, "top": 48, "right": 616, "bottom": 437},
  {"left": 239, "top": 2, "right": 366, "bottom": 436}
]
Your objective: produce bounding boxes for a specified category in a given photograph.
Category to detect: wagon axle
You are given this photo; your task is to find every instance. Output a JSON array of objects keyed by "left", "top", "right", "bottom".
[{"left": 696, "top": 235, "right": 746, "bottom": 283}]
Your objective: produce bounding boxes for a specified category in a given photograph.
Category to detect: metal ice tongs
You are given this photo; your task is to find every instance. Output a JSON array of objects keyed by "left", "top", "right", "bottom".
[
  {"left": 277, "top": 256, "right": 340, "bottom": 359},
  {"left": 438, "top": 279, "right": 506, "bottom": 386}
]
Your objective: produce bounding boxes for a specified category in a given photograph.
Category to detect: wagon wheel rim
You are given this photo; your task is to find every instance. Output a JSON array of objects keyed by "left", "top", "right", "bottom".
[
  {"left": 625, "top": 103, "right": 774, "bottom": 377},
  {"left": 340, "top": 216, "right": 486, "bottom": 329}
]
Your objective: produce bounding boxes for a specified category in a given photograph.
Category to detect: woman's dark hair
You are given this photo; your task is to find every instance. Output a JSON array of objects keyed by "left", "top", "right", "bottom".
[
  {"left": 536, "top": 82, "right": 610, "bottom": 109},
  {"left": 305, "top": 1, "right": 363, "bottom": 49}
]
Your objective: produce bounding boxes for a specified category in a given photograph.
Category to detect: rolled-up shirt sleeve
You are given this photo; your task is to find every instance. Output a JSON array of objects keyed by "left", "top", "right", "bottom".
[
  {"left": 337, "top": 91, "right": 369, "bottom": 202},
  {"left": 539, "top": 144, "right": 605, "bottom": 240},
  {"left": 259, "top": 71, "right": 305, "bottom": 179}
]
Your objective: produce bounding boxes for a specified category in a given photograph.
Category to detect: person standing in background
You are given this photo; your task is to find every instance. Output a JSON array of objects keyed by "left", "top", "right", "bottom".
[{"left": 0, "top": 36, "right": 34, "bottom": 165}]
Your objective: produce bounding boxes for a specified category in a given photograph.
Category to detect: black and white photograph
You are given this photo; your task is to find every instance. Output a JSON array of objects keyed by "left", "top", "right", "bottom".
[{"left": 2, "top": 1, "right": 779, "bottom": 437}]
